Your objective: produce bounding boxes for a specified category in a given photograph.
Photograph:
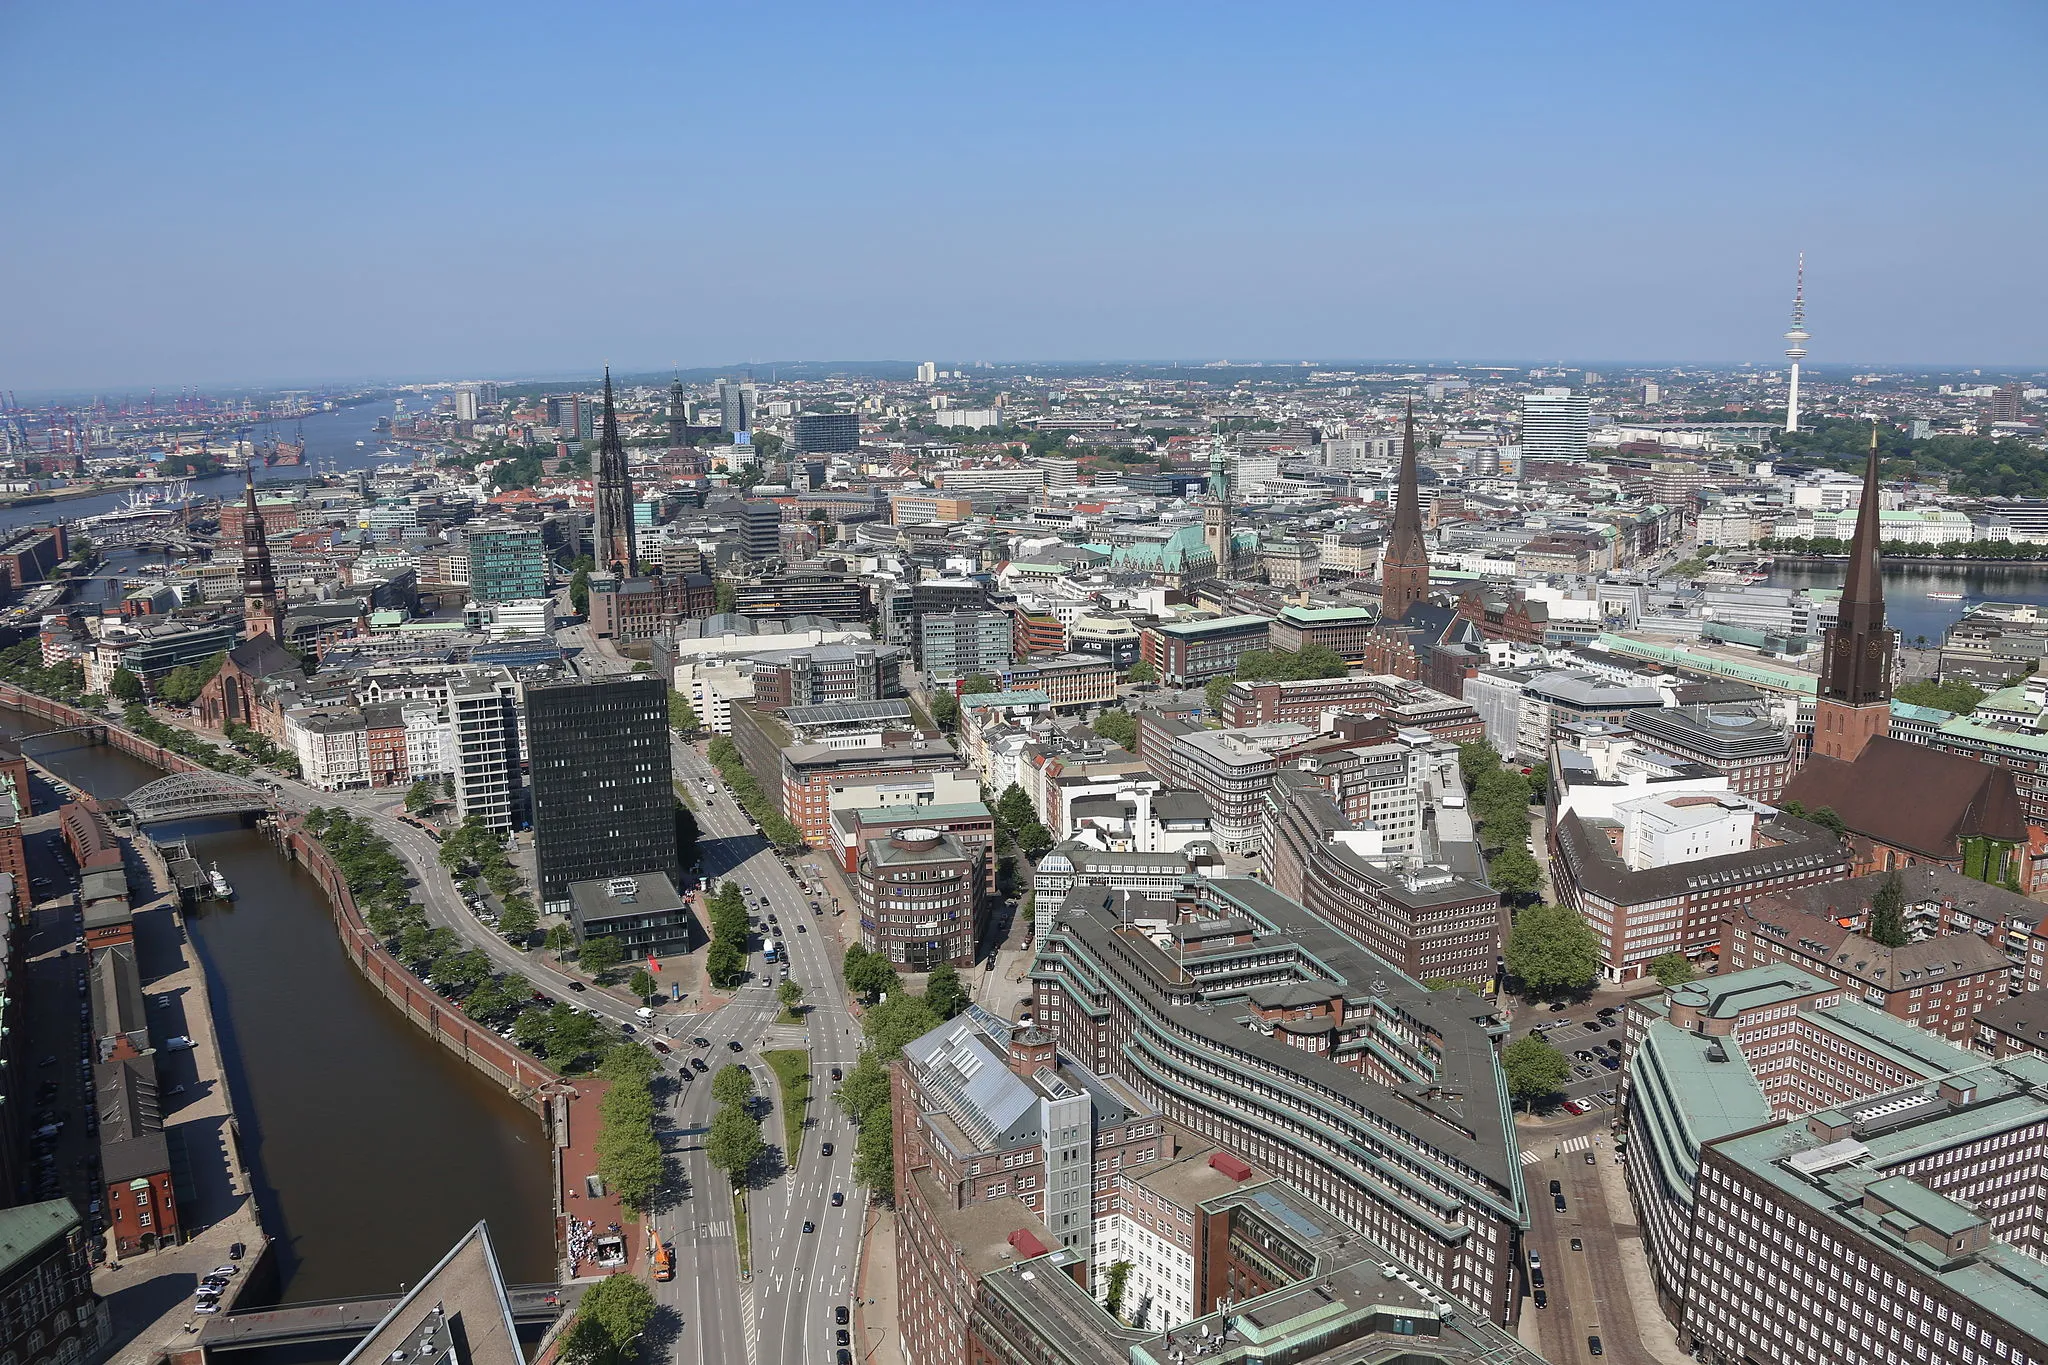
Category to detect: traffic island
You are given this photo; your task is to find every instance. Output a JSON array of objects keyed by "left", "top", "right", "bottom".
[{"left": 764, "top": 1049, "right": 811, "bottom": 1169}]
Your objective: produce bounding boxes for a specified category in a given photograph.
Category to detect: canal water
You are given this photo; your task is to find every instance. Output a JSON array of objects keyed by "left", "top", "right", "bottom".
[
  {"left": 1764, "top": 561, "right": 2048, "bottom": 647},
  {"left": 0, "top": 708, "right": 554, "bottom": 1302}
]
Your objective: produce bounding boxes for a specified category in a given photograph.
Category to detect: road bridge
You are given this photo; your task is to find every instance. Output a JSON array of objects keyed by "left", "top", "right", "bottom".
[
  {"left": 124, "top": 770, "right": 289, "bottom": 825},
  {"left": 199, "top": 1283, "right": 579, "bottom": 1350}
]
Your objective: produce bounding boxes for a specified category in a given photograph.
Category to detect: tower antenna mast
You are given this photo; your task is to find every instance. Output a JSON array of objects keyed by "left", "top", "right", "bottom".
[{"left": 1784, "top": 253, "right": 1809, "bottom": 433}]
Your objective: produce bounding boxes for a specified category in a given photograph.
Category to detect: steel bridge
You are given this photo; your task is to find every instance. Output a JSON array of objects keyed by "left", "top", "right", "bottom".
[{"left": 123, "top": 770, "right": 287, "bottom": 825}]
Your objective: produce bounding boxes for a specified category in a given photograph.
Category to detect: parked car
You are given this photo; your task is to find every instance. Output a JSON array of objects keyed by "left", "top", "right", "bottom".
[
  {"left": 1533, "top": 1288, "right": 1548, "bottom": 1309},
  {"left": 163, "top": 1036, "right": 194, "bottom": 1051},
  {"left": 836, "top": 1306, "right": 850, "bottom": 1326},
  {"left": 1588, "top": 1335, "right": 1603, "bottom": 1356}
]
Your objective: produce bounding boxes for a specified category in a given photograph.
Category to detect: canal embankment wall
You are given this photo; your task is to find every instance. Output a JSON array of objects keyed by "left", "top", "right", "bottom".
[
  {"left": 279, "top": 827, "right": 561, "bottom": 1112},
  {"left": 0, "top": 683, "right": 567, "bottom": 1110}
]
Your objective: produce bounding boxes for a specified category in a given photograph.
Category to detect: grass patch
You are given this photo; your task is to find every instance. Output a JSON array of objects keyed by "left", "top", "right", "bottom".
[
  {"left": 672, "top": 779, "right": 699, "bottom": 811},
  {"left": 765, "top": 1048, "right": 812, "bottom": 1169},
  {"left": 731, "top": 1186, "right": 751, "bottom": 1277}
]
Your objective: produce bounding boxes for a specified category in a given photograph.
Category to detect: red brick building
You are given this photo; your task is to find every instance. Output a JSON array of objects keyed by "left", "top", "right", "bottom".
[
  {"left": 60, "top": 799, "right": 122, "bottom": 876},
  {"left": 1720, "top": 884, "right": 2011, "bottom": 1044},
  {"left": 1219, "top": 673, "right": 1483, "bottom": 740},
  {"left": 1782, "top": 735, "right": 2033, "bottom": 886},
  {"left": 364, "top": 703, "right": 409, "bottom": 787},
  {"left": 97, "top": 1057, "right": 182, "bottom": 1256}
]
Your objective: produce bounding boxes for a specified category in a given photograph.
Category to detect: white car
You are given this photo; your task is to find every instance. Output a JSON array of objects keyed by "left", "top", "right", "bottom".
[{"left": 211, "top": 1265, "right": 240, "bottom": 1277}]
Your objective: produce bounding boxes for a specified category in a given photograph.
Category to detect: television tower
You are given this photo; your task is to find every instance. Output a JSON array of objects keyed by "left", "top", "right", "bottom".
[{"left": 1784, "top": 253, "right": 1809, "bottom": 433}]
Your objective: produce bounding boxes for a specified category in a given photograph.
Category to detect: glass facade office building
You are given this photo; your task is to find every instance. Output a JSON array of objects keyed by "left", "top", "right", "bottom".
[
  {"left": 468, "top": 527, "right": 547, "bottom": 604},
  {"left": 527, "top": 675, "right": 678, "bottom": 910}
]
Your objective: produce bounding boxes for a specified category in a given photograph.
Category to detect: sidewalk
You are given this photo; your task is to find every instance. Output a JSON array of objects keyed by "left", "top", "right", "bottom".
[
  {"left": 1591, "top": 1133, "right": 1694, "bottom": 1365},
  {"left": 853, "top": 1205, "right": 903, "bottom": 1365}
]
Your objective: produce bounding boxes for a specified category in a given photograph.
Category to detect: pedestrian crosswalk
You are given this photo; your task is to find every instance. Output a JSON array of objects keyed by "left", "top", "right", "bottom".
[{"left": 1519, "top": 1134, "right": 1597, "bottom": 1165}]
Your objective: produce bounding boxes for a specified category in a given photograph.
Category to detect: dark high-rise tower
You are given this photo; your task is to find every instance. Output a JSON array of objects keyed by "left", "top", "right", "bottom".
[
  {"left": 593, "top": 368, "right": 637, "bottom": 576},
  {"left": 527, "top": 675, "right": 677, "bottom": 909},
  {"left": 1812, "top": 426, "right": 1894, "bottom": 763},
  {"left": 1379, "top": 401, "right": 1430, "bottom": 622},
  {"left": 239, "top": 466, "right": 280, "bottom": 639},
  {"left": 667, "top": 377, "right": 693, "bottom": 448}
]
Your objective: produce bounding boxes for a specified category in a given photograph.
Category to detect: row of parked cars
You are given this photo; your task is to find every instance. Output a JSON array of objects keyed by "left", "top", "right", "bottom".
[{"left": 193, "top": 1259, "right": 241, "bottom": 1315}]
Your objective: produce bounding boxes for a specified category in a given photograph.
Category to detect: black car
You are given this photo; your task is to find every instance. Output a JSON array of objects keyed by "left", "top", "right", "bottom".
[
  {"left": 837, "top": 1352, "right": 852, "bottom": 1365},
  {"left": 831, "top": 1191, "right": 845, "bottom": 1207},
  {"left": 568, "top": 981, "right": 587, "bottom": 992},
  {"left": 1549, "top": 1179, "right": 1562, "bottom": 1195},
  {"left": 803, "top": 1221, "right": 815, "bottom": 1234},
  {"left": 1588, "top": 1336, "right": 1604, "bottom": 1356},
  {"left": 1533, "top": 1288, "right": 1548, "bottom": 1309},
  {"left": 1530, "top": 1267, "right": 1544, "bottom": 1288},
  {"left": 1554, "top": 1193, "right": 1567, "bottom": 1212},
  {"left": 691, "top": 1057, "right": 708, "bottom": 1073},
  {"left": 837, "top": 1329, "right": 850, "bottom": 1347},
  {"left": 230, "top": 1242, "right": 246, "bottom": 1260},
  {"left": 693, "top": 1037, "right": 711, "bottom": 1048},
  {"left": 653, "top": 1041, "right": 672, "bottom": 1055},
  {"left": 821, "top": 1142, "right": 834, "bottom": 1157},
  {"left": 830, "top": 1066, "right": 842, "bottom": 1081},
  {"left": 728, "top": 1040, "right": 744, "bottom": 1052},
  {"left": 836, "top": 1306, "right": 850, "bottom": 1326}
]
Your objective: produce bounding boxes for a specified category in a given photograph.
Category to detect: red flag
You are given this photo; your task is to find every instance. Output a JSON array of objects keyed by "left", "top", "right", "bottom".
[{"left": 648, "top": 954, "right": 661, "bottom": 974}]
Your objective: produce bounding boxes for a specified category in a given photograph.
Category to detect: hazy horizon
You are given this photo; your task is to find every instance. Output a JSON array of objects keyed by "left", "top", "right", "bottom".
[{"left": 4, "top": 1, "right": 2044, "bottom": 390}]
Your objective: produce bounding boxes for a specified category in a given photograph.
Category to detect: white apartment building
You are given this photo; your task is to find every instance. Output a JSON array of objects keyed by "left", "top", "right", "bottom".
[
  {"left": 404, "top": 700, "right": 454, "bottom": 779},
  {"left": 451, "top": 673, "right": 519, "bottom": 834},
  {"left": 287, "top": 709, "right": 372, "bottom": 792}
]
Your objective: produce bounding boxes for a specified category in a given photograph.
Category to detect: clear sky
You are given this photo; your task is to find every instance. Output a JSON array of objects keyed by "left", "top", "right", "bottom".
[{"left": 3, "top": 1, "right": 2043, "bottom": 391}]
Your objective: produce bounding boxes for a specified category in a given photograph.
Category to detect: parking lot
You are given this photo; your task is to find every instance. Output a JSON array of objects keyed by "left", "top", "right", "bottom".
[{"left": 1524, "top": 1001, "right": 1631, "bottom": 1111}]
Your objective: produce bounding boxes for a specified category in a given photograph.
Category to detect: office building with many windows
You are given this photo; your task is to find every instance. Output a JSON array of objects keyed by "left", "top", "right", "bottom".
[
  {"left": 527, "top": 675, "right": 676, "bottom": 909},
  {"left": 466, "top": 526, "right": 547, "bottom": 604},
  {"left": 1519, "top": 387, "right": 1591, "bottom": 460}
]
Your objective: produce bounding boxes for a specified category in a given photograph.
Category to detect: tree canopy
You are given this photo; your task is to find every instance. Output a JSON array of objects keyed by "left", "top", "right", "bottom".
[
  {"left": 1092, "top": 709, "right": 1138, "bottom": 752},
  {"left": 1649, "top": 952, "right": 1696, "bottom": 988},
  {"left": 1894, "top": 678, "right": 1987, "bottom": 715},
  {"left": 1502, "top": 1033, "right": 1570, "bottom": 1104},
  {"left": 1868, "top": 870, "right": 1909, "bottom": 948},
  {"left": 1504, "top": 904, "right": 1601, "bottom": 997}
]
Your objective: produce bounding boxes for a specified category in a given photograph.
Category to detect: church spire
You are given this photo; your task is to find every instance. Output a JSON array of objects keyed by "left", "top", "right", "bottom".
[
  {"left": 593, "top": 367, "right": 636, "bottom": 576},
  {"left": 1379, "top": 400, "right": 1430, "bottom": 621},
  {"left": 239, "top": 463, "right": 279, "bottom": 639},
  {"left": 1202, "top": 430, "right": 1233, "bottom": 577},
  {"left": 1812, "top": 423, "right": 1894, "bottom": 761}
]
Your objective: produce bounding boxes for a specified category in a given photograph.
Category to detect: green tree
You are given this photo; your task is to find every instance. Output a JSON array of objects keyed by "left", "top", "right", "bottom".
[
  {"left": 1486, "top": 843, "right": 1542, "bottom": 900},
  {"left": 925, "top": 962, "right": 970, "bottom": 1020},
  {"left": 579, "top": 934, "right": 624, "bottom": 978},
  {"left": 930, "top": 690, "right": 960, "bottom": 731},
  {"left": 1649, "top": 952, "right": 1697, "bottom": 987},
  {"left": 109, "top": 667, "right": 144, "bottom": 703},
  {"left": 1808, "top": 806, "right": 1848, "bottom": 839},
  {"left": 1125, "top": 661, "right": 1158, "bottom": 684},
  {"left": 1504, "top": 904, "right": 1602, "bottom": 997},
  {"left": 404, "top": 779, "right": 440, "bottom": 814},
  {"left": 1502, "top": 1033, "right": 1570, "bottom": 1105},
  {"left": 777, "top": 978, "right": 805, "bottom": 1014},
  {"left": 571, "top": 565, "right": 591, "bottom": 616},
  {"left": 1457, "top": 740, "right": 1503, "bottom": 789},
  {"left": 1015, "top": 820, "right": 1055, "bottom": 862},
  {"left": 843, "top": 945, "right": 900, "bottom": 1004},
  {"left": 1092, "top": 709, "right": 1138, "bottom": 752},
  {"left": 960, "top": 673, "right": 998, "bottom": 696},
  {"left": 853, "top": 1110, "right": 894, "bottom": 1200},
  {"left": 1894, "top": 678, "right": 1987, "bottom": 715},
  {"left": 862, "top": 992, "right": 942, "bottom": 1061},
  {"left": 1203, "top": 675, "right": 1233, "bottom": 718},
  {"left": 707, "top": 939, "right": 748, "bottom": 988},
  {"left": 712, "top": 1063, "right": 755, "bottom": 1107},
  {"left": 1104, "top": 1260, "right": 1133, "bottom": 1320},
  {"left": 706, "top": 1105, "right": 765, "bottom": 1183},
  {"left": 630, "top": 968, "right": 658, "bottom": 1001},
  {"left": 562, "top": 1272, "right": 657, "bottom": 1365},
  {"left": 834, "top": 1051, "right": 892, "bottom": 1121},
  {"left": 498, "top": 895, "right": 539, "bottom": 942},
  {"left": 545, "top": 922, "right": 577, "bottom": 955},
  {"left": 1868, "top": 870, "right": 1909, "bottom": 948},
  {"left": 995, "top": 785, "right": 1037, "bottom": 831},
  {"left": 667, "top": 689, "right": 700, "bottom": 731}
]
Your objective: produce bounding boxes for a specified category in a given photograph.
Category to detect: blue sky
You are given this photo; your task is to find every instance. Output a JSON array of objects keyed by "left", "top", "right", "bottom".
[{"left": 2, "top": 1, "right": 2043, "bottom": 390}]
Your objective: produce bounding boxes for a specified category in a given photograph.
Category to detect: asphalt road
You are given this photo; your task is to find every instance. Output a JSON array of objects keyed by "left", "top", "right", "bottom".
[
  {"left": 662, "top": 738, "right": 862, "bottom": 1365},
  {"left": 1522, "top": 1111, "right": 1655, "bottom": 1365}
]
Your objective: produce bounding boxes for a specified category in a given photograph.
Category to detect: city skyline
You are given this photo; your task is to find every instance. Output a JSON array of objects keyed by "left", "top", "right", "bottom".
[{"left": 2, "top": 3, "right": 2044, "bottom": 389}]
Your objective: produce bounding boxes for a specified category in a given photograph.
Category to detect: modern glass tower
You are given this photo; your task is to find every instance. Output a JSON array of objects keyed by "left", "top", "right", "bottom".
[{"left": 527, "top": 675, "right": 677, "bottom": 910}]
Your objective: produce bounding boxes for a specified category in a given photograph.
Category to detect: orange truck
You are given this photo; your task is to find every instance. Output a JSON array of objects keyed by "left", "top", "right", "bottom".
[{"left": 652, "top": 1241, "right": 674, "bottom": 1282}]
